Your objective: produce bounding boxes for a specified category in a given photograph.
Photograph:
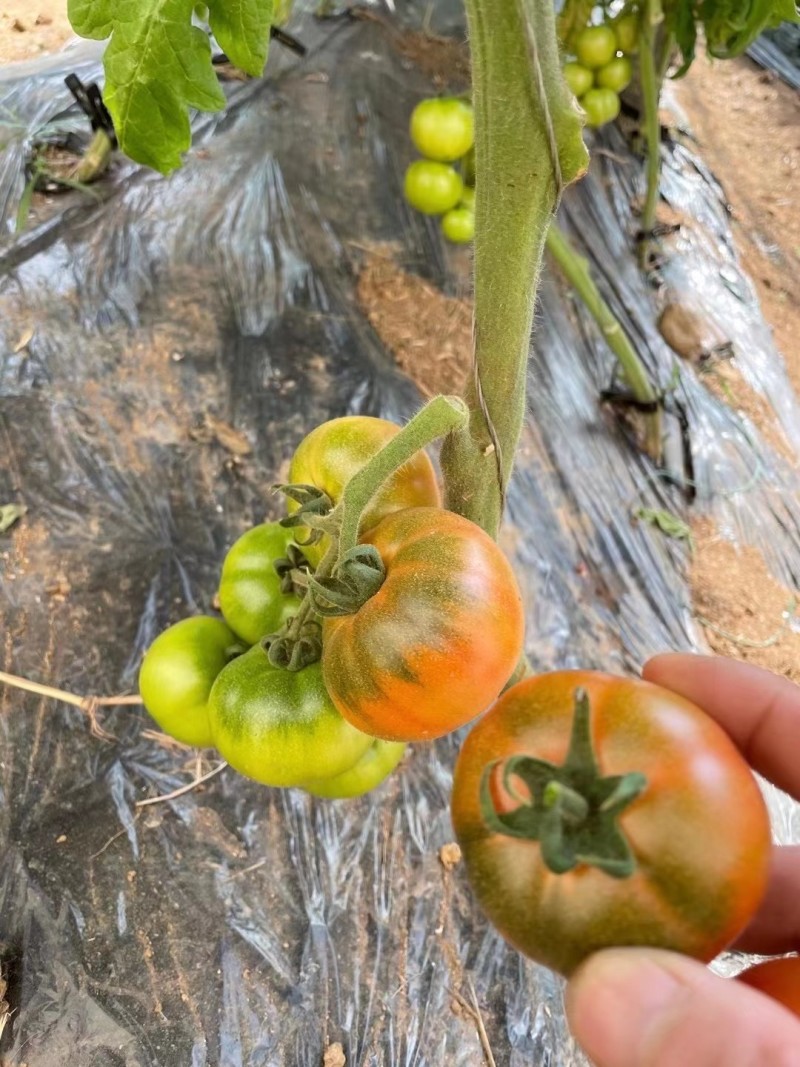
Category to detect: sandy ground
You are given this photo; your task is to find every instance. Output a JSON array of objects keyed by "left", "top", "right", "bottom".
[{"left": 0, "top": 1, "right": 74, "bottom": 63}]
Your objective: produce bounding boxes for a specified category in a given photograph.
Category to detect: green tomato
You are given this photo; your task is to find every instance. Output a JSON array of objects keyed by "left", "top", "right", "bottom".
[
  {"left": 614, "top": 12, "right": 639, "bottom": 54},
  {"left": 404, "top": 161, "right": 464, "bottom": 216},
  {"left": 300, "top": 740, "right": 407, "bottom": 799},
  {"left": 208, "top": 646, "right": 374, "bottom": 787},
  {"left": 574, "top": 25, "right": 618, "bottom": 69},
  {"left": 441, "top": 207, "right": 475, "bottom": 244},
  {"left": 410, "top": 97, "right": 474, "bottom": 162},
  {"left": 563, "top": 61, "right": 594, "bottom": 98},
  {"left": 596, "top": 55, "right": 633, "bottom": 93},
  {"left": 139, "top": 616, "right": 242, "bottom": 746},
  {"left": 581, "top": 87, "right": 621, "bottom": 128},
  {"left": 219, "top": 522, "right": 303, "bottom": 645},
  {"left": 459, "top": 185, "right": 476, "bottom": 212}
]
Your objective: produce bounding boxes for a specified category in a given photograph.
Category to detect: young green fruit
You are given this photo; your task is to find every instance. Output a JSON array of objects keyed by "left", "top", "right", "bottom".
[
  {"left": 441, "top": 207, "right": 475, "bottom": 244},
  {"left": 563, "top": 61, "right": 594, "bottom": 98},
  {"left": 404, "top": 160, "right": 464, "bottom": 215},
  {"left": 596, "top": 55, "right": 633, "bottom": 93},
  {"left": 581, "top": 87, "right": 621, "bottom": 128},
  {"left": 574, "top": 25, "right": 618, "bottom": 69},
  {"left": 410, "top": 97, "right": 474, "bottom": 162}
]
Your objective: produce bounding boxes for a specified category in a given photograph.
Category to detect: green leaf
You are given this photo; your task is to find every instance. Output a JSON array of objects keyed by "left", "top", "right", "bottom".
[
  {"left": 68, "top": 0, "right": 227, "bottom": 173},
  {"left": 0, "top": 504, "right": 26, "bottom": 534},
  {"left": 207, "top": 0, "right": 273, "bottom": 76},
  {"left": 632, "top": 506, "right": 692, "bottom": 542}
]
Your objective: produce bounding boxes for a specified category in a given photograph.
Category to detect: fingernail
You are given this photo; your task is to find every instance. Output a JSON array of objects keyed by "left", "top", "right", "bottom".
[{"left": 565, "top": 950, "right": 686, "bottom": 1067}]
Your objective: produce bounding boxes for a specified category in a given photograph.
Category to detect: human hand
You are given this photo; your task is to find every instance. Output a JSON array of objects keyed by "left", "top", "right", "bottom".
[{"left": 565, "top": 653, "right": 800, "bottom": 1066}]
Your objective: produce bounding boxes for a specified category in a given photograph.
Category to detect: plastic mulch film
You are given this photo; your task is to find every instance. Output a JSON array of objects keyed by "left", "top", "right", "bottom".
[{"left": 1, "top": 8, "right": 798, "bottom": 1065}]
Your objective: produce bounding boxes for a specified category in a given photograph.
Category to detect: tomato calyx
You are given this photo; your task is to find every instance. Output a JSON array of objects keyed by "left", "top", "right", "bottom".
[
  {"left": 479, "top": 687, "right": 647, "bottom": 878},
  {"left": 273, "top": 542, "right": 314, "bottom": 596},
  {"left": 261, "top": 618, "right": 323, "bottom": 671},
  {"left": 275, "top": 483, "right": 335, "bottom": 548},
  {"left": 308, "top": 545, "right": 386, "bottom": 617}
]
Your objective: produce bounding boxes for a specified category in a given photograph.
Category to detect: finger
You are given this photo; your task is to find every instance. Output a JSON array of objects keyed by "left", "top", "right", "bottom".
[
  {"left": 643, "top": 653, "right": 800, "bottom": 798},
  {"left": 565, "top": 947, "right": 800, "bottom": 1067},
  {"left": 734, "top": 845, "right": 800, "bottom": 956}
]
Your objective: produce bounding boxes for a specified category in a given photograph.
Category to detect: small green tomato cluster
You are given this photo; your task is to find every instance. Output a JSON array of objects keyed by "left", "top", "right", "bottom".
[
  {"left": 563, "top": 10, "right": 638, "bottom": 129},
  {"left": 404, "top": 97, "right": 476, "bottom": 244}
]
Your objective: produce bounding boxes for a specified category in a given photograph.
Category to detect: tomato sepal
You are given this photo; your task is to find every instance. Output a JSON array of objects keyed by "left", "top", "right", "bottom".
[
  {"left": 275, "top": 482, "right": 335, "bottom": 547},
  {"left": 308, "top": 544, "right": 386, "bottom": 617},
  {"left": 261, "top": 619, "right": 322, "bottom": 672},
  {"left": 479, "top": 688, "right": 648, "bottom": 878}
]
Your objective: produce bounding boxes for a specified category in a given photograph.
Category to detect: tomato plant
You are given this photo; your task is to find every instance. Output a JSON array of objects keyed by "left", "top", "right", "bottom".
[
  {"left": 209, "top": 644, "right": 374, "bottom": 787},
  {"left": 737, "top": 957, "right": 800, "bottom": 1017},
  {"left": 410, "top": 97, "right": 474, "bottom": 162},
  {"left": 218, "top": 522, "right": 305, "bottom": 644},
  {"left": 563, "top": 61, "right": 594, "bottom": 99},
  {"left": 404, "top": 160, "right": 464, "bottom": 216},
  {"left": 139, "top": 616, "right": 243, "bottom": 746},
  {"left": 441, "top": 207, "right": 475, "bottom": 244},
  {"left": 613, "top": 11, "right": 639, "bottom": 54},
  {"left": 451, "top": 672, "right": 771, "bottom": 976},
  {"left": 321, "top": 507, "right": 524, "bottom": 742},
  {"left": 287, "top": 415, "right": 440, "bottom": 565},
  {"left": 580, "top": 87, "right": 621, "bottom": 128},
  {"left": 574, "top": 25, "right": 617, "bottom": 70},
  {"left": 300, "top": 739, "right": 406, "bottom": 799}
]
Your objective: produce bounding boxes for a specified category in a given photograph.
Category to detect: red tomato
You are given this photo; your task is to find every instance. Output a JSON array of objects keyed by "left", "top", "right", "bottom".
[
  {"left": 322, "top": 507, "right": 525, "bottom": 742},
  {"left": 737, "top": 957, "right": 800, "bottom": 1017},
  {"left": 451, "top": 671, "right": 772, "bottom": 976}
]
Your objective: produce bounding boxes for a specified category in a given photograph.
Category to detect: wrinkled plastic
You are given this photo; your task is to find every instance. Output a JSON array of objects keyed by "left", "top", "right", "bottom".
[{"left": 1, "top": 9, "right": 799, "bottom": 1065}]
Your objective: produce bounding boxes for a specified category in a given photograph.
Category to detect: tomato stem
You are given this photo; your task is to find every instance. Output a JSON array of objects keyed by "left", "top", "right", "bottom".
[
  {"left": 335, "top": 394, "right": 468, "bottom": 559},
  {"left": 440, "top": 0, "right": 588, "bottom": 539},
  {"left": 479, "top": 687, "right": 647, "bottom": 878},
  {"left": 638, "top": 0, "right": 663, "bottom": 259}
]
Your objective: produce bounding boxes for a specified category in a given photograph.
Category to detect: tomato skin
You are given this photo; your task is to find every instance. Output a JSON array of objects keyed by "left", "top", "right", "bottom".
[
  {"left": 322, "top": 507, "right": 525, "bottom": 742},
  {"left": 451, "top": 671, "right": 771, "bottom": 976},
  {"left": 208, "top": 645, "right": 373, "bottom": 787},
  {"left": 410, "top": 98, "right": 474, "bottom": 162},
  {"left": 574, "top": 25, "right": 618, "bottom": 69},
  {"left": 737, "top": 957, "right": 800, "bottom": 1017},
  {"left": 614, "top": 12, "right": 639, "bottom": 54},
  {"left": 563, "top": 61, "right": 594, "bottom": 98},
  {"left": 404, "top": 160, "right": 464, "bottom": 216},
  {"left": 218, "top": 522, "right": 302, "bottom": 644},
  {"left": 139, "top": 616, "right": 241, "bottom": 746},
  {"left": 441, "top": 207, "right": 475, "bottom": 244},
  {"left": 300, "top": 739, "right": 406, "bottom": 799},
  {"left": 459, "top": 185, "right": 476, "bottom": 212},
  {"left": 581, "top": 87, "right": 621, "bottom": 127},
  {"left": 596, "top": 55, "right": 633, "bottom": 93},
  {"left": 288, "top": 416, "right": 440, "bottom": 565}
]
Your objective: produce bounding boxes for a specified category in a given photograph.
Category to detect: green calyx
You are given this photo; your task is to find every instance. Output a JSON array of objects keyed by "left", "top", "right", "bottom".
[
  {"left": 480, "top": 688, "right": 647, "bottom": 878},
  {"left": 262, "top": 619, "right": 322, "bottom": 672},
  {"left": 273, "top": 542, "right": 314, "bottom": 595},
  {"left": 275, "top": 483, "right": 335, "bottom": 547},
  {"left": 307, "top": 545, "right": 386, "bottom": 618}
]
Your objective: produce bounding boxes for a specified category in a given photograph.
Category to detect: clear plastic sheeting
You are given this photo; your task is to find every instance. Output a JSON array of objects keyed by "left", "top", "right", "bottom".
[{"left": 1, "top": 8, "right": 798, "bottom": 1066}]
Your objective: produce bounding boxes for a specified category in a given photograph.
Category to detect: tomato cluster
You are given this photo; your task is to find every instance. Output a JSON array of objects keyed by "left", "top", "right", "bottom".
[
  {"left": 138, "top": 415, "right": 524, "bottom": 798},
  {"left": 563, "top": 10, "right": 637, "bottom": 128},
  {"left": 403, "top": 97, "right": 476, "bottom": 243}
]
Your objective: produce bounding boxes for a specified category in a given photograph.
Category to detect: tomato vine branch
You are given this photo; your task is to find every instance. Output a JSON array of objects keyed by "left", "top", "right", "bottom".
[{"left": 639, "top": 0, "right": 664, "bottom": 256}]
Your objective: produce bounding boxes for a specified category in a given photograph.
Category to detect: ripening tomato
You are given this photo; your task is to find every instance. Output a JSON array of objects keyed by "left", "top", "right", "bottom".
[
  {"left": 410, "top": 97, "right": 474, "bottom": 162},
  {"left": 287, "top": 416, "right": 440, "bottom": 566},
  {"left": 451, "top": 672, "right": 771, "bottom": 976},
  {"left": 596, "top": 55, "right": 633, "bottom": 93},
  {"left": 441, "top": 207, "right": 475, "bottom": 244},
  {"left": 563, "top": 61, "right": 594, "bottom": 98},
  {"left": 737, "top": 957, "right": 800, "bottom": 1017},
  {"left": 322, "top": 507, "right": 525, "bottom": 742},
  {"left": 574, "top": 25, "right": 618, "bottom": 69},
  {"left": 208, "top": 645, "right": 374, "bottom": 787},
  {"left": 218, "top": 522, "right": 303, "bottom": 644},
  {"left": 581, "top": 87, "right": 621, "bottom": 128},
  {"left": 614, "top": 11, "right": 639, "bottom": 54},
  {"left": 299, "top": 739, "right": 407, "bottom": 799},
  {"left": 139, "top": 616, "right": 243, "bottom": 746},
  {"left": 404, "top": 160, "right": 464, "bottom": 215}
]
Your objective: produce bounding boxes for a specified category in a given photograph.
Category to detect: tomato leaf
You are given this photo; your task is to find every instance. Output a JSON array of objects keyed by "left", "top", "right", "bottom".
[
  {"left": 206, "top": 0, "right": 274, "bottom": 76},
  {"left": 67, "top": 0, "right": 230, "bottom": 173}
]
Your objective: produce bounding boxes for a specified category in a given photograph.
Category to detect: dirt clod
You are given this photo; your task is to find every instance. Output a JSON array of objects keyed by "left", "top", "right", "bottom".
[
  {"left": 322, "top": 1043, "right": 346, "bottom": 1067},
  {"left": 439, "top": 843, "right": 462, "bottom": 870}
]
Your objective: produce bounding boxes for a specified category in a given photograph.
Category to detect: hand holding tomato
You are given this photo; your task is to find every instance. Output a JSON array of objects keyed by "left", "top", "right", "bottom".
[{"left": 565, "top": 654, "right": 800, "bottom": 1066}]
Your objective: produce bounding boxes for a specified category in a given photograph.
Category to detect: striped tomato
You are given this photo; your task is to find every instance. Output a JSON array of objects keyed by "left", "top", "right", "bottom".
[{"left": 321, "top": 507, "right": 525, "bottom": 741}]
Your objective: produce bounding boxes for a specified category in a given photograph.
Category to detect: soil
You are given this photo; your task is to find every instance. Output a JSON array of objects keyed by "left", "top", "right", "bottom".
[
  {"left": 690, "top": 519, "right": 800, "bottom": 682},
  {"left": 0, "top": 1, "right": 73, "bottom": 63},
  {"left": 673, "top": 54, "right": 800, "bottom": 396}
]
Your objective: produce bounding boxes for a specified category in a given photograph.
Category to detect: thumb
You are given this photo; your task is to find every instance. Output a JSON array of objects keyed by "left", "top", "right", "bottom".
[{"left": 564, "top": 947, "right": 800, "bottom": 1067}]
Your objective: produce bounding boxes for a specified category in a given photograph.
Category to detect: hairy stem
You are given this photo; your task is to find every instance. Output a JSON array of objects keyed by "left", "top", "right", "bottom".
[
  {"left": 546, "top": 222, "right": 662, "bottom": 460},
  {"left": 441, "top": 0, "right": 588, "bottom": 538}
]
